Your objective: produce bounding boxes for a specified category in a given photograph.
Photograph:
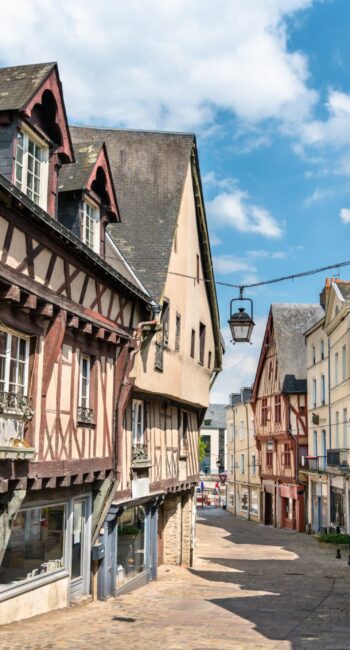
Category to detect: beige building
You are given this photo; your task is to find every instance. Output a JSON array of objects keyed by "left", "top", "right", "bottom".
[
  {"left": 226, "top": 388, "right": 262, "bottom": 522},
  {"left": 306, "top": 279, "right": 350, "bottom": 533}
]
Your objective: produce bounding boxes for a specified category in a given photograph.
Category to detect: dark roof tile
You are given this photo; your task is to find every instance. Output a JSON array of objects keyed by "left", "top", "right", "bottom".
[{"left": 0, "top": 62, "right": 56, "bottom": 111}]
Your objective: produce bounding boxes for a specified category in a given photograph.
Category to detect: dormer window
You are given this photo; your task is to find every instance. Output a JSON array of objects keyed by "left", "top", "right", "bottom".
[
  {"left": 14, "top": 128, "right": 49, "bottom": 209},
  {"left": 81, "top": 199, "right": 100, "bottom": 253}
]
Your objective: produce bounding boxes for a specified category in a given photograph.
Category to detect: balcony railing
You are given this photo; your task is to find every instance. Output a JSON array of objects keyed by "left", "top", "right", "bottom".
[
  {"left": 327, "top": 449, "right": 350, "bottom": 468},
  {"left": 0, "top": 392, "right": 34, "bottom": 420},
  {"left": 305, "top": 456, "right": 327, "bottom": 471},
  {"left": 77, "top": 406, "right": 95, "bottom": 427}
]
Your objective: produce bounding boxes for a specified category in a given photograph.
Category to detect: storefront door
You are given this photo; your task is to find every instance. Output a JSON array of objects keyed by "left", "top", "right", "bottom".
[
  {"left": 282, "top": 497, "right": 296, "bottom": 529},
  {"left": 265, "top": 493, "right": 273, "bottom": 525},
  {"left": 70, "top": 497, "right": 91, "bottom": 600}
]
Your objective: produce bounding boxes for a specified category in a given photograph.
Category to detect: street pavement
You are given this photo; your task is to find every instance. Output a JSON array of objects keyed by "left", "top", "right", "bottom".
[{"left": 1, "top": 509, "right": 350, "bottom": 649}]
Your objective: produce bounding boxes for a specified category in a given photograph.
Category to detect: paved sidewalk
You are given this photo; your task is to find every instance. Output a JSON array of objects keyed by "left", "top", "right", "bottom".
[{"left": 1, "top": 510, "right": 350, "bottom": 649}]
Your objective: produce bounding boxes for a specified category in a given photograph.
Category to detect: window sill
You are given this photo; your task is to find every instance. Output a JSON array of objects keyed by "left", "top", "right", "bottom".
[
  {"left": 0, "top": 445, "right": 36, "bottom": 460},
  {"left": 0, "top": 569, "right": 69, "bottom": 603},
  {"left": 131, "top": 459, "right": 152, "bottom": 469}
]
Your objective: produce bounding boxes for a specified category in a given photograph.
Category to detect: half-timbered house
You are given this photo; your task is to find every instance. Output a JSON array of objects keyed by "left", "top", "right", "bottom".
[
  {"left": 0, "top": 63, "right": 154, "bottom": 624},
  {"left": 70, "top": 127, "right": 222, "bottom": 596},
  {"left": 252, "top": 304, "right": 323, "bottom": 531}
]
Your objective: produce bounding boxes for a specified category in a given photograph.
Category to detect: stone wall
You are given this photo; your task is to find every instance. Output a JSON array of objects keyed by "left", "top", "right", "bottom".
[{"left": 162, "top": 490, "right": 194, "bottom": 567}]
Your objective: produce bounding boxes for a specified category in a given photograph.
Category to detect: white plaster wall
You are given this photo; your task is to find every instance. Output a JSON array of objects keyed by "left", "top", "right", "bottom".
[{"left": 0, "top": 576, "right": 69, "bottom": 625}]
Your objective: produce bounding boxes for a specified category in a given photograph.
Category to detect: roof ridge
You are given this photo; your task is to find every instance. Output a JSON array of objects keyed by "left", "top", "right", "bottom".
[{"left": 70, "top": 124, "right": 195, "bottom": 138}]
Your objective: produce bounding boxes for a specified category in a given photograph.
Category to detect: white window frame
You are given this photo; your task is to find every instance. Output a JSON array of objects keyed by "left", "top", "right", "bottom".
[
  {"left": 78, "top": 355, "right": 90, "bottom": 410},
  {"left": 132, "top": 399, "right": 144, "bottom": 445},
  {"left": 81, "top": 197, "right": 100, "bottom": 253},
  {"left": 239, "top": 419, "right": 244, "bottom": 439},
  {"left": 342, "top": 345, "right": 347, "bottom": 382},
  {"left": 0, "top": 327, "right": 30, "bottom": 396},
  {"left": 240, "top": 453, "right": 245, "bottom": 474},
  {"left": 335, "top": 352, "right": 339, "bottom": 386},
  {"left": 14, "top": 125, "right": 49, "bottom": 210},
  {"left": 312, "top": 378, "right": 317, "bottom": 408}
]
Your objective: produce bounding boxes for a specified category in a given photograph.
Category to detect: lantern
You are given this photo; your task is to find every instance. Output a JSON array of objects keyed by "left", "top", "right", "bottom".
[{"left": 228, "top": 288, "right": 255, "bottom": 344}]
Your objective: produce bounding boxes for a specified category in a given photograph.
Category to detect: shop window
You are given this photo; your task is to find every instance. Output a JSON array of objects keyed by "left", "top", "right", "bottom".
[
  {"left": 330, "top": 488, "right": 345, "bottom": 528},
  {"left": 116, "top": 506, "right": 146, "bottom": 588},
  {"left": 241, "top": 488, "right": 248, "bottom": 511},
  {"left": 0, "top": 505, "right": 65, "bottom": 590},
  {"left": 250, "top": 490, "right": 259, "bottom": 515},
  {"left": 14, "top": 128, "right": 49, "bottom": 209}
]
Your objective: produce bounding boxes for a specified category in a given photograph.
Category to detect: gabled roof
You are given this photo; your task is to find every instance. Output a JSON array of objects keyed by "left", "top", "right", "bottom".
[
  {"left": 69, "top": 126, "right": 222, "bottom": 369},
  {"left": 252, "top": 303, "right": 324, "bottom": 401},
  {"left": 0, "top": 62, "right": 55, "bottom": 111},
  {"left": 69, "top": 127, "right": 194, "bottom": 299},
  {"left": 58, "top": 141, "right": 119, "bottom": 219},
  {"left": 202, "top": 404, "right": 227, "bottom": 429}
]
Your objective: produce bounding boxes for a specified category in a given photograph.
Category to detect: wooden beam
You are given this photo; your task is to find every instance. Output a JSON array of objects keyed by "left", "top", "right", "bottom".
[
  {"left": 0, "top": 284, "right": 20, "bottom": 303},
  {"left": 95, "top": 327, "right": 105, "bottom": 339},
  {"left": 58, "top": 475, "right": 71, "bottom": 487},
  {"left": 38, "top": 302, "right": 54, "bottom": 318},
  {"left": 71, "top": 474, "right": 84, "bottom": 485},
  {"left": 44, "top": 477, "right": 57, "bottom": 489},
  {"left": 30, "top": 478, "right": 43, "bottom": 490},
  {"left": 0, "top": 479, "right": 8, "bottom": 493},
  {"left": 83, "top": 472, "right": 94, "bottom": 483},
  {"left": 67, "top": 315, "right": 79, "bottom": 329},
  {"left": 22, "top": 293, "right": 38, "bottom": 310},
  {"left": 81, "top": 322, "right": 92, "bottom": 335},
  {"left": 107, "top": 332, "right": 117, "bottom": 344}
]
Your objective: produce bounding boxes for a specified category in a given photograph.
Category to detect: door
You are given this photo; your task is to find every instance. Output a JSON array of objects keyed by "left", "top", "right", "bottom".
[
  {"left": 70, "top": 498, "right": 90, "bottom": 600},
  {"left": 265, "top": 493, "right": 273, "bottom": 525}
]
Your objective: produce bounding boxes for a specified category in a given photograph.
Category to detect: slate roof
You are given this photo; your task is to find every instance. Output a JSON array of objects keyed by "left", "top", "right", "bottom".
[
  {"left": 69, "top": 126, "right": 194, "bottom": 301},
  {"left": 58, "top": 142, "right": 104, "bottom": 192},
  {"left": 202, "top": 404, "right": 227, "bottom": 429},
  {"left": 272, "top": 303, "right": 325, "bottom": 384},
  {"left": 0, "top": 62, "right": 55, "bottom": 111},
  {"left": 335, "top": 282, "right": 350, "bottom": 301}
]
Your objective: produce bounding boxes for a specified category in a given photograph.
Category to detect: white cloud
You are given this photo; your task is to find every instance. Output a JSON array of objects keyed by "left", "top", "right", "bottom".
[
  {"left": 247, "top": 249, "right": 287, "bottom": 259},
  {"left": 304, "top": 187, "right": 335, "bottom": 205},
  {"left": 210, "top": 319, "right": 266, "bottom": 403},
  {"left": 213, "top": 255, "right": 256, "bottom": 275},
  {"left": 340, "top": 208, "right": 350, "bottom": 224},
  {"left": 0, "top": 0, "right": 317, "bottom": 131},
  {"left": 207, "top": 190, "right": 283, "bottom": 238},
  {"left": 300, "top": 90, "right": 350, "bottom": 149}
]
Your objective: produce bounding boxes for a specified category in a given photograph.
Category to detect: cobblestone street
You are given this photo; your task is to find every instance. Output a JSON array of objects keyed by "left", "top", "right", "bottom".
[{"left": 2, "top": 509, "right": 350, "bottom": 650}]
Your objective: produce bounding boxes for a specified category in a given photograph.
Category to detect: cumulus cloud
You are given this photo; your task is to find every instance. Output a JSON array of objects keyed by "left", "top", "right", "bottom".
[
  {"left": 207, "top": 190, "right": 283, "bottom": 238},
  {"left": 300, "top": 90, "right": 350, "bottom": 149},
  {"left": 210, "top": 319, "right": 266, "bottom": 403},
  {"left": 0, "top": 0, "right": 317, "bottom": 131},
  {"left": 340, "top": 208, "right": 350, "bottom": 224}
]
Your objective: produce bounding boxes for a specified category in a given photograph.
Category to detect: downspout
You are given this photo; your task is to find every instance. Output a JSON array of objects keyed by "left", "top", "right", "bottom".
[{"left": 233, "top": 405, "right": 237, "bottom": 516}]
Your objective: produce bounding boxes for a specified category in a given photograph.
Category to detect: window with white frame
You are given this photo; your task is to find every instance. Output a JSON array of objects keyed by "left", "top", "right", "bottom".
[
  {"left": 321, "top": 374, "right": 326, "bottom": 405},
  {"left": 179, "top": 409, "right": 189, "bottom": 456},
  {"left": 342, "top": 345, "right": 347, "bottom": 382},
  {"left": 335, "top": 411, "right": 339, "bottom": 447},
  {"left": 81, "top": 200, "right": 100, "bottom": 253},
  {"left": 335, "top": 352, "right": 339, "bottom": 386},
  {"left": 240, "top": 419, "right": 244, "bottom": 439},
  {"left": 132, "top": 399, "right": 144, "bottom": 445},
  {"left": 14, "top": 129, "right": 48, "bottom": 209},
  {"left": 312, "top": 378, "right": 317, "bottom": 408},
  {"left": 240, "top": 453, "right": 245, "bottom": 474},
  {"left": 0, "top": 328, "right": 29, "bottom": 397},
  {"left": 78, "top": 355, "right": 90, "bottom": 410},
  {"left": 252, "top": 454, "right": 256, "bottom": 475}
]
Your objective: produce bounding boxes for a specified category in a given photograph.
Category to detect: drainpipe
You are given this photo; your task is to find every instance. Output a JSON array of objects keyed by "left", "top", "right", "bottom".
[{"left": 233, "top": 405, "right": 237, "bottom": 516}]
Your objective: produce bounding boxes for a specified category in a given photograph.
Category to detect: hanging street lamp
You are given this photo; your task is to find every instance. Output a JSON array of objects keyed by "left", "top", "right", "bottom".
[{"left": 228, "top": 287, "right": 255, "bottom": 344}]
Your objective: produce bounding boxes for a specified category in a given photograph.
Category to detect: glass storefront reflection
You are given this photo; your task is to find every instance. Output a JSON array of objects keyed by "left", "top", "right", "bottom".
[{"left": 116, "top": 506, "right": 146, "bottom": 587}]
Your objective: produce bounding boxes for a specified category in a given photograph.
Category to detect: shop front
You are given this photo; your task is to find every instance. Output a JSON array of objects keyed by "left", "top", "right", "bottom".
[
  {"left": 279, "top": 484, "right": 305, "bottom": 532},
  {"left": 0, "top": 490, "right": 92, "bottom": 625},
  {"left": 98, "top": 496, "right": 161, "bottom": 599},
  {"left": 311, "top": 480, "right": 328, "bottom": 533}
]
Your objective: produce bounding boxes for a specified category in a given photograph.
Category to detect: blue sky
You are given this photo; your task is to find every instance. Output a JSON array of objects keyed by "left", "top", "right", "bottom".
[{"left": 1, "top": 0, "right": 350, "bottom": 401}]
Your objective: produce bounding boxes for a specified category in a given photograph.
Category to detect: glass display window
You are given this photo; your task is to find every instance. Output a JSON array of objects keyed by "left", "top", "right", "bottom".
[{"left": 116, "top": 506, "right": 146, "bottom": 588}]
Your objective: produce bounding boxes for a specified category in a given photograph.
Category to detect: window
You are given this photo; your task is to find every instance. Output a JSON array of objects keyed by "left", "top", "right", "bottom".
[
  {"left": 320, "top": 339, "right": 324, "bottom": 360},
  {"left": 190, "top": 329, "right": 195, "bottom": 359},
  {"left": 312, "top": 345, "right": 316, "bottom": 365},
  {"left": 161, "top": 300, "right": 170, "bottom": 348},
  {"left": 240, "top": 453, "right": 244, "bottom": 474},
  {"left": 321, "top": 374, "right": 326, "bottom": 405},
  {"left": 132, "top": 399, "right": 144, "bottom": 444},
  {"left": 0, "top": 504, "right": 65, "bottom": 590},
  {"left": 0, "top": 328, "right": 29, "bottom": 396},
  {"left": 81, "top": 200, "right": 100, "bottom": 252},
  {"left": 282, "top": 443, "right": 291, "bottom": 468},
  {"left": 175, "top": 313, "right": 181, "bottom": 352},
  {"left": 252, "top": 454, "right": 256, "bottom": 475},
  {"left": 268, "top": 361, "right": 273, "bottom": 379},
  {"left": 313, "top": 430, "right": 318, "bottom": 456},
  {"left": 261, "top": 398, "right": 268, "bottom": 426},
  {"left": 179, "top": 410, "right": 189, "bottom": 457},
  {"left": 335, "top": 411, "right": 339, "bottom": 448},
  {"left": 15, "top": 129, "right": 48, "bottom": 209},
  {"left": 335, "top": 352, "right": 339, "bottom": 386},
  {"left": 266, "top": 451, "right": 273, "bottom": 468},
  {"left": 199, "top": 322, "right": 206, "bottom": 365},
  {"left": 78, "top": 355, "right": 90, "bottom": 410},
  {"left": 312, "top": 378, "right": 317, "bottom": 408},
  {"left": 343, "top": 408, "right": 348, "bottom": 448},
  {"left": 342, "top": 345, "right": 347, "bottom": 382},
  {"left": 208, "top": 351, "right": 212, "bottom": 369},
  {"left": 250, "top": 490, "right": 259, "bottom": 515},
  {"left": 274, "top": 395, "right": 281, "bottom": 423},
  {"left": 196, "top": 254, "right": 200, "bottom": 283},
  {"left": 241, "top": 487, "right": 248, "bottom": 512},
  {"left": 117, "top": 506, "right": 146, "bottom": 587}
]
